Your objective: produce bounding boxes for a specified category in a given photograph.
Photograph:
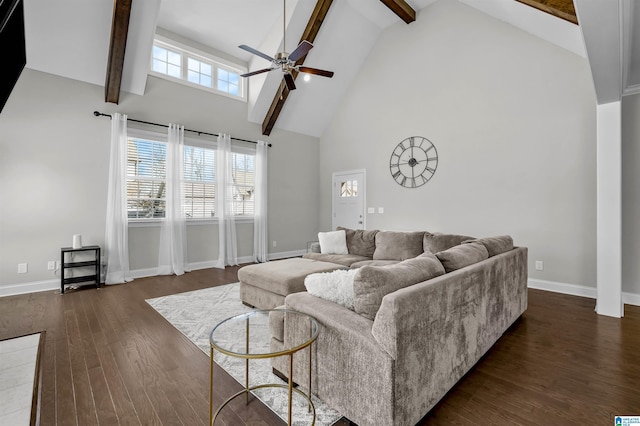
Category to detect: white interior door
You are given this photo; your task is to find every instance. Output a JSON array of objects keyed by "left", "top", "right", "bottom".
[{"left": 332, "top": 170, "right": 366, "bottom": 230}]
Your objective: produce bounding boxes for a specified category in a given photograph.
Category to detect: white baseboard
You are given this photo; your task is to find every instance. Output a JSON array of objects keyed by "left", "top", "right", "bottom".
[
  {"left": 528, "top": 278, "right": 640, "bottom": 307},
  {"left": 128, "top": 251, "right": 304, "bottom": 280},
  {"left": 0, "top": 250, "right": 305, "bottom": 296},
  {"left": 623, "top": 291, "right": 640, "bottom": 306},
  {"left": 528, "top": 278, "right": 597, "bottom": 299},
  {"left": 269, "top": 249, "right": 306, "bottom": 260},
  {"left": 129, "top": 268, "right": 158, "bottom": 279},
  {"left": 0, "top": 279, "right": 59, "bottom": 297},
  {"left": 14, "top": 258, "right": 635, "bottom": 308}
]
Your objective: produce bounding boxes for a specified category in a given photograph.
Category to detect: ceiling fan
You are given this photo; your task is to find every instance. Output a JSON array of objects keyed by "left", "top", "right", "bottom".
[{"left": 238, "top": 0, "right": 334, "bottom": 91}]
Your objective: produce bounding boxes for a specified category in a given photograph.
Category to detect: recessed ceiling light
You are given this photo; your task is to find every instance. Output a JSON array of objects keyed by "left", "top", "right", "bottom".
[{"left": 303, "top": 74, "right": 311, "bottom": 82}]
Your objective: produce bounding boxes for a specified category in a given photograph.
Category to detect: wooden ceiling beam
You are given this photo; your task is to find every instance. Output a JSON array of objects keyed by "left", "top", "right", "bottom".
[
  {"left": 379, "top": 0, "right": 416, "bottom": 24},
  {"left": 105, "top": 0, "right": 132, "bottom": 104},
  {"left": 262, "top": 0, "right": 334, "bottom": 136},
  {"left": 516, "top": 0, "right": 578, "bottom": 25}
]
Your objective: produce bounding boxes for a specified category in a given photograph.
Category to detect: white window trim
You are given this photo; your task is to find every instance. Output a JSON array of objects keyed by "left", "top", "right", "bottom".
[
  {"left": 128, "top": 216, "right": 254, "bottom": 228},
  {"left": 126, "top": 128, "right": 256, "bottom": 224},
  {"left": 150, "top": 35, "right": 247, "bottom": 102}
]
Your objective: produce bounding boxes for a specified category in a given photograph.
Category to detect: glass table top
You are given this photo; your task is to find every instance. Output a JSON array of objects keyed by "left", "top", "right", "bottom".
[{"left": 209, "top": 309, "right": 318, "bottom": 358}]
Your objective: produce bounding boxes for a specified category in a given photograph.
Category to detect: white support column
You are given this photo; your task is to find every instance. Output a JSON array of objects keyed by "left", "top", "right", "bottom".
[{"left": 596, "top": 101, "right": 623, "bottom": 317}]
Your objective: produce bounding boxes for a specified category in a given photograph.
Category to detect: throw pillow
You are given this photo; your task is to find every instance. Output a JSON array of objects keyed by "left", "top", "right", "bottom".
[
  {"left": 318, "top": 230, "right": 348, "bottom": 255},
  {"left": 353, "top": 253, "right": 445, "bottom": 320},
  {"left": 304, "top": 268, "right": 358, "bottom": 310},
  {"left": 373, "top": 231, "right": 425, "bottom": 260},
  {"left": 463, "top": 235, "right": 513, "bottom": 257},
  {"left": 337, "top": 226, "right": 378, "bottom": 258},
  {"left": 423, "top": 232, "right": 475, "bottom": 254},
  {"left": 435, "top": 242, "right": 489, "bottom": 273}
]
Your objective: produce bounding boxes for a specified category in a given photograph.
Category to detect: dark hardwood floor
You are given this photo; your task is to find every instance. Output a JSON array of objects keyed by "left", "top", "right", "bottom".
[{"left": 1, "top": 266, "right": 638, "bottom": 425}]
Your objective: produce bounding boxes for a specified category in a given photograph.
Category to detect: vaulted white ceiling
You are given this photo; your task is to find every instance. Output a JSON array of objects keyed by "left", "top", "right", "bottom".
[{"left": 20, "top": 0, "right": 640, "bottom": 137}]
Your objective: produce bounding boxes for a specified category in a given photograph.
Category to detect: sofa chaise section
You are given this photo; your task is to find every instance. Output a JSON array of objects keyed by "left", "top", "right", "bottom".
[{"left": 238, "top": 257, "right": 346, "bottom": 309}]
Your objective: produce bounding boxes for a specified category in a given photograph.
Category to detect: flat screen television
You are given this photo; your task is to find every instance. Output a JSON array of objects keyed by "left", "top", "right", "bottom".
[{"left": 0, "top": 0, "right": 26, "bottom": 114}]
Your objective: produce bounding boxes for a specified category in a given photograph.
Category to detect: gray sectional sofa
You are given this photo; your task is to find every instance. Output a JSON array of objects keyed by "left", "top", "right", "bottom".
[{"left": 260, "top": 228, "right": 528, "bottom": 425}]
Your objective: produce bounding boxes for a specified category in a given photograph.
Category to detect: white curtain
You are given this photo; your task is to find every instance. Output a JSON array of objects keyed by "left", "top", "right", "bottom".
[
  {"left": 215, "top": 133, "right": 238, "bottom": 268},
  {"left": 253, "top": 140, "right": 269, "bottom": 262},
  {"left": 158, "top": 124, "right": 189, "bottom": 275},
  {"left": 104, "top": 113, "right": 133, "bottom": 284}
]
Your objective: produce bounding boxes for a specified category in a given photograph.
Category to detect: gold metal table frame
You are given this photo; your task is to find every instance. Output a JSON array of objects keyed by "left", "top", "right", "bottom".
[{"left": 209, "top": 309, "right": 318, "bottom": 425}]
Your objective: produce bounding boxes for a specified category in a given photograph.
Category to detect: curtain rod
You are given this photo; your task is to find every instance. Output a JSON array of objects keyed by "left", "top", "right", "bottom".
[{"left": 93, "top": 111, "right": 271, "bottom": 147}]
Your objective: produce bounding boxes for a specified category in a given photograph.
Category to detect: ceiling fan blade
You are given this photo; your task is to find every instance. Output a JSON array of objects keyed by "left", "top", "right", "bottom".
[
  {"left": 283, "top": 73, "right": 296, "bottom": 91},
  {"left": 241, "top": 68, "right": 273, "bottom": 78},
  {"left": 288, "top": 40, "right": 314, "bottom": 62},
  {"left": 298, "top": 66, "right": 334, "bottom": 78},
  {"left": 238, "top": 44, "right": 274, "bottom": 62}
]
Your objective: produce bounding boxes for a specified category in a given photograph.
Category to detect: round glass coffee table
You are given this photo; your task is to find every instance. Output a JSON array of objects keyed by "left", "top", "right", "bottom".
[{"left": 209, "top": 309, "right": 319, "bottom": 425}]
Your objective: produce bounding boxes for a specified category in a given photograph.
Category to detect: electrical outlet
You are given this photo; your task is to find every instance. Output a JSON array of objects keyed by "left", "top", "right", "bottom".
[
  {"left": 56, "top": 260, "right": 61, "bottom": 270},
  {"left": 272, "top": 241, "right": 277, "bottom": 248},
  {"left": 367, "top": 207, "right": 375, "bottom": 214},
  {"left": 378, "top": 207, "right": 384, "bottom": 214},
  {"left": 535, "top": 260, "right": 544, "bottom": 271},
  {"left": 18, "top": 263, "right": 28, "bottom": 274},
  {"left": 47, "top": 261, "right": 55, "bottom": 271}
]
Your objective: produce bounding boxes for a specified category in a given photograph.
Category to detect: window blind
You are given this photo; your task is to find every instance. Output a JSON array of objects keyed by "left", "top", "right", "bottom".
[{"left": 126, "top": 136, "right": 255, "bottom": 220}]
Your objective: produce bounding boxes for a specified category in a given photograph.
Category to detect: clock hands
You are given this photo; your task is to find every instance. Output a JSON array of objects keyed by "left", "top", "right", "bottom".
[{"left": 398, "top": 158, "right": 428, "bottom": 166}]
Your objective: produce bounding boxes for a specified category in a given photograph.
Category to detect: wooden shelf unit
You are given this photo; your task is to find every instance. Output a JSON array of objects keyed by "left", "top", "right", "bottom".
[{"left": 60, "top": 245, "right": 101, "bottom": 294}]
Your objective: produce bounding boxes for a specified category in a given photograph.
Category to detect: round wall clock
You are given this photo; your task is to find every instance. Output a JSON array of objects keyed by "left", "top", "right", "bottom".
[{"left": 389, "top": 136, "right": 438, "bottom": 188}]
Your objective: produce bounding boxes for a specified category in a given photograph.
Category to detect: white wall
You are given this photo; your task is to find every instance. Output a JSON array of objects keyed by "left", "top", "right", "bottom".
[
  {"left": 0, "top": 69, "right": 320, "bottom": 293},
  {"left": 622, "top": 93, "right": 640, "bottom": 296},
  {"left": 319, "top": 0, "right": 597, "bottom": 288}
]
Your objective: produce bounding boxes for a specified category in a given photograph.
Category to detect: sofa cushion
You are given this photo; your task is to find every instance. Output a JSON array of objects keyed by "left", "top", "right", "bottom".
[
  {"left": 353, "top": 253, "right": 445, "bottom": 320},
  {"left": 373, "top": 231, "right": 425, "bottom": 260},
  {"left": 304, "top": 268, "right": 358, "bottom": 310},
  {"left": 350, "top": 259, "right": 400, "bottom": 268},
  {"left": 435, "top": 241, "right": 489, "bottom": 272},
  {"left": 302, "top": 252, "right": 370, "bottom": 267},
  {"left": 464, "top": 235, "right": 513, "bottom": 257},
  {"left": 337, "top": 226, "right": 378, "bottom": 258},
  {"left": 423, "top": 232, "right": 474, "bottom": 254}
]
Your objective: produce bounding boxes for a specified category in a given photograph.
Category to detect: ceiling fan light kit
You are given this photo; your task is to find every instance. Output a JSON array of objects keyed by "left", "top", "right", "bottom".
[{"left": 238, "top": 0, "right": 334, "bottom": 91}]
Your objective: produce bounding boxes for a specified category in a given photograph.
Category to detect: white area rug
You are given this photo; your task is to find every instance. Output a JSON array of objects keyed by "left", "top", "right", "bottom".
[
  {"left": 146, "top": 283, "right": 342, "bottom": 425},
  {"left": 0, "top": 333, "right": 41, "bottom": 425}
]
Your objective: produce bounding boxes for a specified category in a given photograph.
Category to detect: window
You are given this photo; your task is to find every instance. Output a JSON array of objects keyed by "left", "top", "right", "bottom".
[
  {"left": 126, "top": 134, "right": 255, "bottom": 220},
  {"left": 217, "top": 68, "right": 239, "bottom": 97},
  {"left": 340, "top": 180, "right": 358, "bottom": 197},
  {"left": 183, "top": 146, "right": 216, "bottom": 218},
  {"left": 150, "top": 37, "right": 246, "bottom": 101},
  {"left": 187, "top": 57, "right": 212, "bottom": 88},
  {"left": 231, "top": 153, "right": 255, "bottom": 215},
  {"left": 127, "top": 138, "right": 167, "bottom": 219},
  {"left": 152, "top": 45, "right": 181, "bottom": 78}
]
